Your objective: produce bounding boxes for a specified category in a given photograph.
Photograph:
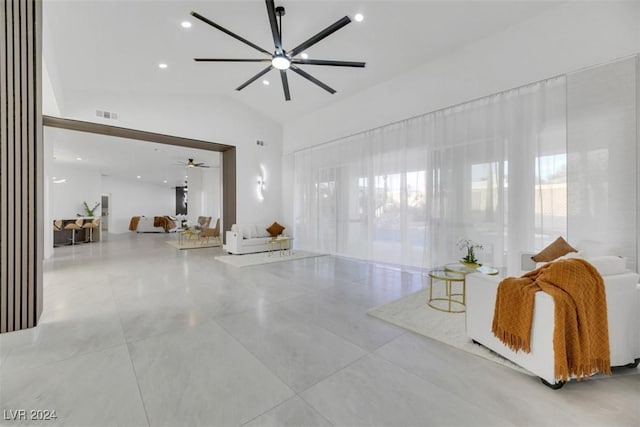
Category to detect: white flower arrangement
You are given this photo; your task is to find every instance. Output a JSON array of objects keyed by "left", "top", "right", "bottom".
[{"left": 457, "top": 238, "right": 483, "bottom": 265}]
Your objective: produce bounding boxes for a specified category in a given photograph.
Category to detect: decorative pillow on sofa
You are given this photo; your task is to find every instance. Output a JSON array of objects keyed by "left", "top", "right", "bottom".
[
  {"left": 587, "top": 256, "right": 627, "bottom": 276},
  {"left": 256, "top": 227, "right": 272, "bottom": 238},
  {"left": 531, "top": 236, "right": 577, "bottom": 262},
  {"left": 266, "top": 222, "right": 285, "bottom": 237},
  {"left": 576, "top": 240, "right": 620, "bottom": 258},
  {"left": 241, "top": 225, "right": 255, "bottom": 239}
]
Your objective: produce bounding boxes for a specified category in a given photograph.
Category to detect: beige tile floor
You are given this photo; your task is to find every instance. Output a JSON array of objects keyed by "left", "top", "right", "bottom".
[{"left": 0, "top": 232, "right": 638, "bottom": 426}]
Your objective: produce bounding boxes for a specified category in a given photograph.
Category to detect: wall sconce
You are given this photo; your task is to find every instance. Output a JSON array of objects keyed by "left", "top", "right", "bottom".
[
  {"left": 256, "top": 164, "right": 267, "bottom": 201},
  {"left": 256, "top": 178, "right": 265, "bottom": 201}
]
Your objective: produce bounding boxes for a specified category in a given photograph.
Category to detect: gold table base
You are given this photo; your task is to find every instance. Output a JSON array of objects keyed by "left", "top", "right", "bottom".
[{"left": 427, "top": 269, "right": 466, "bottom": 313}]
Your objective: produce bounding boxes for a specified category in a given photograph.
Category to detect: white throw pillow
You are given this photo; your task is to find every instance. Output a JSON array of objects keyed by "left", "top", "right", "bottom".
[
  {"left": 576, "top": 240, "right": 620, "bottom": 258},
  {"left": 237, "top": 224, "right": 251, "bottom": 239},
  {"left": 256, "top": 226, "right": 271, "bottom": 238},
  {"left": 587, "top": 256, "right": 627, "bottom": 276}
]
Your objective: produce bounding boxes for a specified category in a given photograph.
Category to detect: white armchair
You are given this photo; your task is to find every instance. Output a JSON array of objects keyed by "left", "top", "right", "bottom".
[{"left": 466, "top": 253, "right": 640, "bottom": 389}]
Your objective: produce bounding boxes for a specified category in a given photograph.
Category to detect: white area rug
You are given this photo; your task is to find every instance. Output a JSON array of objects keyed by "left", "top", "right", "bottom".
[
  {"left": 166, "top": 240, "right": 221, "bottom": 250},
  {"left": 368, "top": 289, "right": 532, "bottom": 375},
  {"left": 215, "top": 251, "right": 325, "bottom": 267}
]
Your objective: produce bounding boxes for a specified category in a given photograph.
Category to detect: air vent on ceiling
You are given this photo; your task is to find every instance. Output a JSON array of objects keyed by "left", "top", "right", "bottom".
[{"left": 96, "top": 109, "right": 119, "bottom": 120}]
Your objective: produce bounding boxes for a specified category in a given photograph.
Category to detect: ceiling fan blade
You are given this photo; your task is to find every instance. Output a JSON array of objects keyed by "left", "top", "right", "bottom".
[
  {"left": 236, "top": 65, "right": 273, "bottom": 91},
  {"left": 194, "top": 58, "right": 271, "bottom": 63},
  {"left": 280, "top": 70, "right": 291, "bottom": 101},
  {"left": 191, "top": 11, "right": 271, "bottom": 56},
  {"left": 291, "top": 59, "right": 365, "bottom": 68},
  {"left": 266, "top": 0, "right": 283, "bottom": 54},
  {"left": 289, "top": 16, "right": 351, "bottom": 58},
  {"left": 290, "top": 65, "right": 336, "bottom": 94}
]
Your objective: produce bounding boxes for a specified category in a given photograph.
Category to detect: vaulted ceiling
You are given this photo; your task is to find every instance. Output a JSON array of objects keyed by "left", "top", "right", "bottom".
[{"left": 43, "top": 0, "right": 559, "bottom": 124}]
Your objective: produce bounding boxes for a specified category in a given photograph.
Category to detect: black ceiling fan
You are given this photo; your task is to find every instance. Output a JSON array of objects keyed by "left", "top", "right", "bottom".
[
  {"left": 177, "top": 158, "right": 210, "bottom": 168},
  {"left": 191, "top": 0, "right": 365, "bottom": 101}
]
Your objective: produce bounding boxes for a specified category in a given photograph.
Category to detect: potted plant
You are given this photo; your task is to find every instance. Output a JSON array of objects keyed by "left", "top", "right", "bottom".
[
  {"left": 457, "top": 238, "right": 483, "bottom": 267},
  {"left": 83, "top": 201, "right": 100, "bottom": 217}
]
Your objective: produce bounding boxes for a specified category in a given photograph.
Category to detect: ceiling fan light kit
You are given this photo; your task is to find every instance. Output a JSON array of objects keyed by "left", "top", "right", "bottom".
[
  {"left": 272, "top": 55, "right": 291, "bottom": 70},
  {"left": 191, "top": 0, "right": 365, "bottom": 101}
]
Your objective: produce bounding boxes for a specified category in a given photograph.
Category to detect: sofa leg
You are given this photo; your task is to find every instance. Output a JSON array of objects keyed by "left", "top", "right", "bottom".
[
  {"left": 624, "top": 358, "right": 640, "bottom": 369},
  {"left": 540, "top": 378, "right": 565, "bottom": 390}
]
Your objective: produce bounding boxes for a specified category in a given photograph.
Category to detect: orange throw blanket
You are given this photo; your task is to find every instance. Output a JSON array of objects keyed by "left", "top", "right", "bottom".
[
  {"left": 153, "top": 216, "right": 176, "bottom": 232},
  {"left": 492, "top": 258, "right": 610, "bottom": 381},
  {"left": 129, "top": 216, "right": 140, "bottom": 231}
]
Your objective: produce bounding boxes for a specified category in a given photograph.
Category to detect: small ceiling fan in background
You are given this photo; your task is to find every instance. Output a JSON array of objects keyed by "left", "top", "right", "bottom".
[
  {"left": 191, "top": 0, "right": 366, "bottom": 101},
  {"left": 176, "top": 158, "right": 210, "bottom": 168}
]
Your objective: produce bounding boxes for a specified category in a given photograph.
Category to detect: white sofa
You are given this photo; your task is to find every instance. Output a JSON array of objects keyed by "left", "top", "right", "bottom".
[
  {"left": 223, "top": 224, "right": 290, "bottom": 255},
  {"left": 466, "top": 253, "right": 640, "bottom": 388}
]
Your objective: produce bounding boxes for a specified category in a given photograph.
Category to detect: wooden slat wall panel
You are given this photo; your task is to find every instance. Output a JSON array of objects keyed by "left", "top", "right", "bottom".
[
  {"left": 1, "top": 0, "right": 8, "bottom": 334},
  {"left": 222, "top": 147, "right": 236, "bottom": 244},
  {"left": 34, "top": 0, "right": 43, "bottom": 323},
  {"left": 0, "top": 0, "right": 42, "bottom": 333}
]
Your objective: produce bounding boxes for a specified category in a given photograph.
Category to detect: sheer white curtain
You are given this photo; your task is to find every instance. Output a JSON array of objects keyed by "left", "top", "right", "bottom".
[
  {"left": 567, "top": 57, "right": 638, "bottom": 272},
  {"left": 294, "top": 77, "right": 567, "bottom": 273}
]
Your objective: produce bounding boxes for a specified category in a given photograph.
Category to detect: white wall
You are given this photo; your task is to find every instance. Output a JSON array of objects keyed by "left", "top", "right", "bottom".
[
  {"left": 45, "top": 161, "right": 102, "bottom": 255},
  {"left": 43, "top": 139, "right": 54, "bottom": 259},
  {"left": 42, "top": 61, "right": 60, "bottom": 117},
  {"left": 201, "top": 167, "right": 222, "bottom": 223},
  {"left": 101, "top": 176, "right": 174, "bottom": 234},
  {"left": 45, "top": 158, "right": 192, "bottom": 239},
  {"left": 55, "top": 92, "right": 284, "bottom": 228},
  {"left": 280, "top": 0, "right": 640, "bottom": 234},
  {"left": 49, "top": 163, "right": 102, "bottom": 219}
]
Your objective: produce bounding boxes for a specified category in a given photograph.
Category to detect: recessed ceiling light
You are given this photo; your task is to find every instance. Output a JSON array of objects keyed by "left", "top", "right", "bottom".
[
  {"left": 185, "top": 175, "right": 188, "bottom": 178},
  {"left": 163, "top": 180, "right": 168, "bottom": 183},
  {"left": 158, "top": 63, "right": 168, "bottom": 69},
  {"left": 136, "top": 175, "right": 141, "bottom": 179},
  {"left": 262, "top": 80, "right": 270, "bottom": 86},
  {"left": 354, "top": 13, "right": 364, "bottom": 22},
  {"left": 181, "top": 21, "right": 192, "bottom": 28},
  {"left": 76, "top": 157, "right": 82, "bottom": 161},
  {"left": 301, "top": 52, "right": 308, "bottom": 59}
]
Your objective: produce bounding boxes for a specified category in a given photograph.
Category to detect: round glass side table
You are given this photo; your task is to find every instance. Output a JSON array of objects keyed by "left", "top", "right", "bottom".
[{"left": 427, "top": 269, "right": 466, "bottom": 313}]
